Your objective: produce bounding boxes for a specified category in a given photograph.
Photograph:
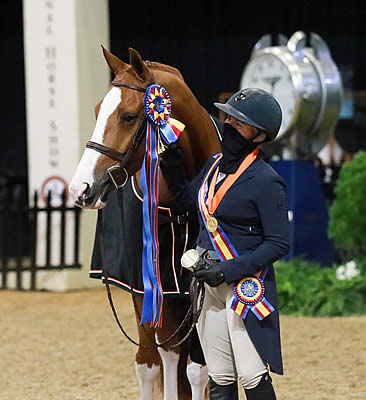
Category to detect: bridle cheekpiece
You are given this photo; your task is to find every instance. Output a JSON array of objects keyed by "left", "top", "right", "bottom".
[{"left": 86, "top": 77, "right": 154, "bottom": 190}]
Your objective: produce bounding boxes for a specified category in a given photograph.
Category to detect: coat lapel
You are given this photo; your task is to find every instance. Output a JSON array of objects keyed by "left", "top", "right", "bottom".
[{"left": 236, "top": 154, "right": 262, "bottom": 183}]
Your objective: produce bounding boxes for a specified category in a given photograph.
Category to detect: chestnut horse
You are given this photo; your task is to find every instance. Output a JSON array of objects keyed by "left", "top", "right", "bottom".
[{"left": 69, "top": 47, "right": 221, "bottom": 399}]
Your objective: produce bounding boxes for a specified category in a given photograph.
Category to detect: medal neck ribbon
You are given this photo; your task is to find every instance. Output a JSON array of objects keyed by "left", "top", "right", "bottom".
[
  {"left": 198, "top": 147, "right": 259, "bottom": 261},
  {"left": 198, "top": 148, "right": 274, "bottom": 321},
  {"left": 208, "top": 148, "right": 259, "bottom": 214}
]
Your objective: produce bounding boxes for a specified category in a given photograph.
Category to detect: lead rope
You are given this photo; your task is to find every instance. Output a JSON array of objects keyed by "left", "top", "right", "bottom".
[{"left": 101, "top": 183, "right": 205, "bottom": 349}]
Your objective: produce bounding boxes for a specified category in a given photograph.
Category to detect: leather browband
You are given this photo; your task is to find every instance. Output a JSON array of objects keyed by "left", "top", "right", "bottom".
[{"left": 111, "top": 80, "right": 147, "bottom": 93}]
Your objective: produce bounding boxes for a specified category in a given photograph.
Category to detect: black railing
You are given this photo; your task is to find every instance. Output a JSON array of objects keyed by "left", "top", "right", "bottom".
[{"left": 0, "top": 185, "right": 82, "bottom": 290}]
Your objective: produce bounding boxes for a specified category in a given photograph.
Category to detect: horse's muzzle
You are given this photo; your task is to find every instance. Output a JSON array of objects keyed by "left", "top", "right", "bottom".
[{"left": 74, "top": 175, "right": 114, "bottom": 209}]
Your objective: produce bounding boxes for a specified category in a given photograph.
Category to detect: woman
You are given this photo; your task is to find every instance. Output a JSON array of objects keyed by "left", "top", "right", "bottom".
[{"left": 160, "top": 88, "right": 290, "bottom": 400}]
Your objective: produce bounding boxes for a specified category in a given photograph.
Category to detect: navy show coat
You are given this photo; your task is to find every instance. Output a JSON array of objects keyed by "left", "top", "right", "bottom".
[{"left": 161, "top": 152, "right": 290, "bottom": 375}]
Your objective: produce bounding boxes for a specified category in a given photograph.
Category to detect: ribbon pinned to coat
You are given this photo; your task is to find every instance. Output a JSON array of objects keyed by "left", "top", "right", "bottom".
[{"left": 140, "top": 84, "right": 185, "bottom": 327}]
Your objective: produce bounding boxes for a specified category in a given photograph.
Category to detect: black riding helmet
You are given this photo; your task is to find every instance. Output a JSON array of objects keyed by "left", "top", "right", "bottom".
[{"left": 214, "top": 88, "right": 282, "bottom": 142}]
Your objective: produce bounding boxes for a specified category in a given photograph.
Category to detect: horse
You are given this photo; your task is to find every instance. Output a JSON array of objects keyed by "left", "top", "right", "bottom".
[{"left": 69, "top": 47, "right": 222, "bottom": 400}]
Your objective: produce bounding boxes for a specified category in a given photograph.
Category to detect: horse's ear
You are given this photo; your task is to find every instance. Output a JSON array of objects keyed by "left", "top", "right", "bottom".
[
  {"left": 101, "top": 45, "right": 127, "bottom": 75},
  {"left": 129, "top": 48, "right": 153, "bottom": 82}
]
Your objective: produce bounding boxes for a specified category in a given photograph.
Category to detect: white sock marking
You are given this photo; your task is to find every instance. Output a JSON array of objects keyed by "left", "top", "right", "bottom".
[
  {"left": 157, "top": 346, "right": 180, "bottom": 400},
  {"left": 135, "top": 362, "right": 160, "bottom": 400},
  {"left": 187, "top": 361, "right": 208, "bottom": 400}
]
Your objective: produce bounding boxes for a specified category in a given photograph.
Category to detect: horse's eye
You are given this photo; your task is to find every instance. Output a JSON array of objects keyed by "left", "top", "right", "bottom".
[{"left": 120, "top": 113, "right": 137, "bottom": 125}]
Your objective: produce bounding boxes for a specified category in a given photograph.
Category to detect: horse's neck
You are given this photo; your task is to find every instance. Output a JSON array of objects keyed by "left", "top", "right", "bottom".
[
  {"left": 136, "top": 69, "right": 221, "bottom": 207},
  {"left": 170, "top": 82, "right": 220, "bottom": 176}
]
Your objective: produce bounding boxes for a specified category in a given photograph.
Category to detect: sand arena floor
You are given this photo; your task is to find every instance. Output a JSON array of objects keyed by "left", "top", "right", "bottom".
[{"left": 1, "top": 287, "right": 366, "bottom": 400}]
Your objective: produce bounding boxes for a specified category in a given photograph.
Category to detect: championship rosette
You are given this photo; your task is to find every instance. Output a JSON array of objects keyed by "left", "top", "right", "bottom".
[
  {"left": 231, "top": 275, "right": 274, "bottom": 321},
  {"left": 140, "top": 84, "right": 185, "bottom": 327}
]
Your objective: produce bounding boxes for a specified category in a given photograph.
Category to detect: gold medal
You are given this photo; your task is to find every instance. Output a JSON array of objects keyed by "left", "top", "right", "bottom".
[{"left": 206, "top": 216, "right": 218, "bottom": 232}]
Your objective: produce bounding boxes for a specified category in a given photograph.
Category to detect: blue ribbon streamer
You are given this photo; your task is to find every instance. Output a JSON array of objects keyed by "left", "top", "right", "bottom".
[
  {"left": 140, "top": 85, "right": 185, "bottom": 327},
  {"left": 140, "top": 124, "right": 163, "bottom": 327}
]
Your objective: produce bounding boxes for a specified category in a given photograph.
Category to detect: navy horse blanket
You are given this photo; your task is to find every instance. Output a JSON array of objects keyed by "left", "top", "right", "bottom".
[{"left": 90, "top": 176, "right": 198, "bottom": 296}]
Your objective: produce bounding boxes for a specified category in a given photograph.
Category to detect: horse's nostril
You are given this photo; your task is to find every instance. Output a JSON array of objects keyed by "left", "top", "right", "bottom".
[
  {"left": 77, "top": 183, "right": 91, "bottom": 205},
  {"left": 83, "top": 183, "right": 91, "bottom": 196}
]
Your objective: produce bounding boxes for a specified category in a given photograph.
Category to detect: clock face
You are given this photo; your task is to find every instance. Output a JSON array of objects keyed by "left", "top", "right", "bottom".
[{"left": 240, "top": 53, "right": 299, "bottom": 137}]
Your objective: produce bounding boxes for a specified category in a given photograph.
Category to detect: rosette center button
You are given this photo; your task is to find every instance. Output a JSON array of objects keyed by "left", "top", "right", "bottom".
[{"left": 245, "top": 282, "right": 256, "bottom": 296}]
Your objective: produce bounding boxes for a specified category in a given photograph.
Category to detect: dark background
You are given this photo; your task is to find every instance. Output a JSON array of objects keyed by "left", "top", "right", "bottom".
[{"left": 2, "top": 0, "right": 366, "bottom": 183}]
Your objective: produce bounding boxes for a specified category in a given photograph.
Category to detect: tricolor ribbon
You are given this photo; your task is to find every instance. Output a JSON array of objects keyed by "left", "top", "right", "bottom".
[
  {"left": 231, "top": 269, "right": 275, "bottom": 321},
  {"left": 140, "top": 85, "right": 185, "bottom": 327},
  {"left": 197, "top": 153, "right": 275, "bottom": 321}
]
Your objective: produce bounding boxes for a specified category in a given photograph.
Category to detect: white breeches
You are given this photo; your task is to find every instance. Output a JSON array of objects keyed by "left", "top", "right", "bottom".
[{"left": 197, "top": 282, "right": 267, "bottom": 390}]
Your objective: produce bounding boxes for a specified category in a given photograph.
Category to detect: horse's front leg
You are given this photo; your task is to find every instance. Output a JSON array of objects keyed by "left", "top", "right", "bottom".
[
  {"left": 185, "top": 324, "right": 209, "bottom": 400},
  {"left": 156, "top": 343, "right": 180, "bottom": 400},
  {"left": 156, "top": 296, "right": 193, "bottom": 400},
  {"left": 133, "top": 296, "right": 161, "bottom": 400},
  {"left": 186, "top": 360, "right": 209, "bottom": 400}
]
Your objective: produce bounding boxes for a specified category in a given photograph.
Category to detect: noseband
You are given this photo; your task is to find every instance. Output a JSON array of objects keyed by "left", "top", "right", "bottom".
[{"left": 86, "top": 78, "right": 154, "bottom": 190}]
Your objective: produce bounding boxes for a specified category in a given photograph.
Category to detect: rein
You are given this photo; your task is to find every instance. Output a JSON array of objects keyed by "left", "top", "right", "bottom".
[
  {"left": 92, "top": 77, "right": 205, "bottom": 349},
  {"left": 102, "top": 189, "right": 205, "bottom": 350}
]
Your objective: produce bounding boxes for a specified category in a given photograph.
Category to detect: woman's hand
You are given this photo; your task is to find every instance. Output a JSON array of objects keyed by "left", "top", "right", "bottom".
[
  {"left": 193, "top": 257, "right": 225, "bottom": 287},
  {"left": 159, "top": 142, "right": 184, "bottom": 167}
]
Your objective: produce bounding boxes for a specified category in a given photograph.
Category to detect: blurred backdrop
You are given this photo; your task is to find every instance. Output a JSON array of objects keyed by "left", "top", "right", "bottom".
[
  {"left": 2, "top": 0, "right": 365, "bottom": 188},
  {"left": 1, "top": 0, "right": 365, "bottom": 289}
]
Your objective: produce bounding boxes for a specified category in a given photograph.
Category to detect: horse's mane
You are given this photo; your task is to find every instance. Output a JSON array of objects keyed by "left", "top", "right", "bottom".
[{"left": 144, "top": 61, "right": 184, "bottom": 81}]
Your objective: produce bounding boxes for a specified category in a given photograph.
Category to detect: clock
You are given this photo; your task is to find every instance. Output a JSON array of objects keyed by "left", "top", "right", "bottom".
[{"left": 240, "top": 31, "right": 343, "bottom": 155}]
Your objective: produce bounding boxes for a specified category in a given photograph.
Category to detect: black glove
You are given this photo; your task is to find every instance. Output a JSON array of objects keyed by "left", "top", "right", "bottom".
[
  {"left": 159, "top": 142, "right": 184, "bottom": 168},
  {"left": 193, "top": 257, "right": 225, "bottom": 287}
]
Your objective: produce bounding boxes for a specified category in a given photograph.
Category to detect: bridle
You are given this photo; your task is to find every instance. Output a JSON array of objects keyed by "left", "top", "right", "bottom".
[
  {"left": 88, "top": 75, "right": 205, "bottom": 349},
  {"left": 86, "top": 78, "right": 153, "bottom": 190}
]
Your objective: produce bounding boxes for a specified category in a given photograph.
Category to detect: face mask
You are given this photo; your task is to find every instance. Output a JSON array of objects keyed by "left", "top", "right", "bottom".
[{"left": 220, "top": 123, "right": 257, "bottom": 174}]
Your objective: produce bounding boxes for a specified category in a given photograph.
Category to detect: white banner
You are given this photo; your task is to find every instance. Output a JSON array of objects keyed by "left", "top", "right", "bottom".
[
  {"left": 24, "top": 0, "right": 79, "bottom": 200},
  {"left": 23, "top": 0, "right": 109, "bottom": 290}
]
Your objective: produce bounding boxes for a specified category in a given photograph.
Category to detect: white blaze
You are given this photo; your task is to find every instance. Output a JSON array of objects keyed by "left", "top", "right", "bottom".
[{"left": 69, "top": 87, "right": 121, "bottom": 202}]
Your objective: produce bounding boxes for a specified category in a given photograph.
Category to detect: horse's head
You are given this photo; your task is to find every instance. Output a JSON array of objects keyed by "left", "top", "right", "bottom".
[
  {"left": 69, "top": 47, "right": 154, "bottom": 209},
  {"left": 70, "top": 47, "right": 221, "bottom": 209}
]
